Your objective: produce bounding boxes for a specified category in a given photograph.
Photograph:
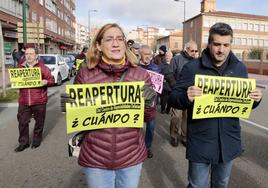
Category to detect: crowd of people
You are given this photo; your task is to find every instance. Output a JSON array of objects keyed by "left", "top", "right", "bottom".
[{"left": 13, "top": 22, "right": 263, "bottom": 188}]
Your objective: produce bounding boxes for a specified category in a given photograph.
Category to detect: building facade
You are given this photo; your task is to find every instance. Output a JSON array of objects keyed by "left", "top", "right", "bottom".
[
  {"left": 0, "top": 0, "right": 76, "bottom": 55},
  {"left": 127, "top": 26, "right": 175, "bottom": 51},
  {"left": 75, "top": 23, "right": 89, "bottom": 50},
  {"left": 0, "top": 0, "right": 25, "bottom": 58},
  {"left": 156, "top": 31, "right": 183, "bottom": 54},
  {"left": 184, "top": 0, "right": 268, "bottom": 59}
]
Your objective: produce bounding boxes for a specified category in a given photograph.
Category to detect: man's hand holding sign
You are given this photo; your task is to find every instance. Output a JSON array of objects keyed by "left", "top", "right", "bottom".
[
  {"left": 8, "top": 67, "right": 43, "bottom": 88},
  {"left": 188, "top": 75, "right": 262, "bottom": 119}
]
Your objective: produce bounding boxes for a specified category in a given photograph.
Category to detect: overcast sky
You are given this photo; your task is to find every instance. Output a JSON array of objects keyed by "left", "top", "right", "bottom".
[{"left": 75, "top": 0, "right": 268, "bottom": 32}]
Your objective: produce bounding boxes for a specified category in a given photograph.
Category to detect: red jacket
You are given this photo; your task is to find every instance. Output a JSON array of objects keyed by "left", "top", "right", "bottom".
[
  {"left": 75, "top": 61, "right": 155, "bottom": 169},
  {"left": 18, "top": 60, "right": 54, "bottom": 105}
]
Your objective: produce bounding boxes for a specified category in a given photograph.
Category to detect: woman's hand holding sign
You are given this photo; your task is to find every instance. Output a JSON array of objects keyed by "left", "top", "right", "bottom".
[
  {"left": 42, "top": 79, "right": 48, "bottom": 86},
  {"left": 142, "top": 84, "right": 157, "bottom": 107},
  {"left": 60, "top": 93, "right": 75, "bottom": 113},
  {"left": 249, "top": 88, "right": 262, "bottom": 102},
  {"left": 187, "top": 86, "right": 202, "bottom": 103}
]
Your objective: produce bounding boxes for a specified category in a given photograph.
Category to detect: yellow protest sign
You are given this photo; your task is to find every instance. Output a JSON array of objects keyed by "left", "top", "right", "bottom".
[
  {"left": 65, "top": 81, "right": 145, "bottom": 134},
  {"left": 75, "top": 59, "right": 84, "bottom": 70},
  {"left": 193, "top": 75, "right": 256, "bottom": 119},
  {"left": 8, "top": 68, "right": 43, "bottom": 88}
]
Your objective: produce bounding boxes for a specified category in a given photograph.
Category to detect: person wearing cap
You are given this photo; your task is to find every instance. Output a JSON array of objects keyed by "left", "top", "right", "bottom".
[
  {"left": 153, "top": 45, "right": 167, "bottom": 65},
  {"left": 127, "top": 39, "right": 134, "bottom": 48},
  {"left": 14, "top": 44, "right": 55, "bottom": 152},
  {"left": 130, "top": 43, "right": 141, "bottom": 59}
]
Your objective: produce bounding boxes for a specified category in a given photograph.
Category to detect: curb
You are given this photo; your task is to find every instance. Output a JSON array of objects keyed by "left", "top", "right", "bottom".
[
  {"left": 257, "top": 84, "right": 266, "bottom": 89},
  {"left": 0, "top": 89, "right": 59, "bottom": 108}
]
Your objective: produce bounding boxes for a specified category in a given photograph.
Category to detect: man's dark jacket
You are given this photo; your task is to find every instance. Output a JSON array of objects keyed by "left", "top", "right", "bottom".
[
  {"left": 170, "top": 50, "right": 194, "bottom": 81},
  {"left": 169, "top": 48, "right": 260, "bottom": 164}
]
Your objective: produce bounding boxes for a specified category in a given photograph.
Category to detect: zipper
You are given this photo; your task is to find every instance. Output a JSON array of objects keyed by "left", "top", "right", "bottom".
[
  {"left": 28, "top": 88, "right": 31, "bottom": 106},
  {"left": 111, "top": 129, "right": 116, "bottom": 168}
]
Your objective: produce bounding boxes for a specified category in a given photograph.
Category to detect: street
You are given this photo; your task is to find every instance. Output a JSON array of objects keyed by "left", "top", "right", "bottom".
[{"left": 0, "top": 79, "right": 267, "bottom": 188}]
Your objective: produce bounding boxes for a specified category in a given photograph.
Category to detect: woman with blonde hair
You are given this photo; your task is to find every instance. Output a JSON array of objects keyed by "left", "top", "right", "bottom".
[{"left": 65, "top": 23, "right": 156, "bottom": 188}]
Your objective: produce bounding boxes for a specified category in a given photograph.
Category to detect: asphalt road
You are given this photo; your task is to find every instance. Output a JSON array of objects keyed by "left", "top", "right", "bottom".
[{"left": 0, "top": 79, "right": 267, "bottom": 188}]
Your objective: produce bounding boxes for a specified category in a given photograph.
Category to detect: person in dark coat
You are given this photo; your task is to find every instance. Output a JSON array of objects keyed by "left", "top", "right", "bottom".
[
  {"left": 153, "top": 45, "right": 167, "bottom": 65},
  {"left": 12, "top": 49, "right": 18, "bottom": 68},
  {"left": 74, "top": 47, "right": 88, "bottom": 70},
  {"left": 159, "top": 50, "right": 176, "bottom": 114},
  {"left": 16, "top": 46, "right": 26, "bottom": 65},
  {"left": 169, "top": 22, "right": 262, "bottom": 188},
  {"left": 169, "top": 40, "right": 198, "bottom": 147}
]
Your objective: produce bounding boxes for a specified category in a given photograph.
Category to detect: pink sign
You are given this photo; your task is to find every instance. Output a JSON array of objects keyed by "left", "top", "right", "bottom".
[{"left": 147, "top": 70, "right": 164, "bottom": 94}]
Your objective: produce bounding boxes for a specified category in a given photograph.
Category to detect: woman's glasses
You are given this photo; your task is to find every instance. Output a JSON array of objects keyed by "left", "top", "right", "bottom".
[{"left": 102, "top": 36, "right": 125, "bottom": 45}]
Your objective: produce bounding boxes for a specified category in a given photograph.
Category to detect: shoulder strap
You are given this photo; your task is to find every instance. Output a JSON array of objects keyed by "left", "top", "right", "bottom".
[{"left": 119, "top": 69, "right": 128, "bottom": 82}]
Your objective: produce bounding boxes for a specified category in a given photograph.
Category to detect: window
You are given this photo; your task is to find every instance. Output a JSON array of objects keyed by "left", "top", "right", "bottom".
[
  {"left": 235, "top": 38, "right": 241, "bottom": 45},
  {"left": 259, "top": 39, "right": 264, "bottom": 46},
  {"left": 45, "top": 0, "right": 57, "bottom": 14},
  {"left": 204, "top": 20, "right": 210, "bottom": 27},
  {"left": 45, "top": 17, "right": 57, "bottom": 33},
  {"left": 203, "top": 35, "right": 208, "bottom": 44},
  {"left": 242, "top": 23, "right": 248, "bottom": 30},
  {"left": 32, "top": 12, "right": 37, "bottom": 22},
  {"left": 230, "top": 22, "right": 235, "bottom": 29},
  {"left": 260, "top": 24, "right": 265, "bottom": 32},
  {"left": 248, "top": 23, "right": 253, "bottom": 31},
  {"left": 264, "top": 40, "right": 268, "bottom": 47},
  {"left": 241, "top": 38, "right": 247, "bottom": 45},
  {"left": 253, "top": 39, "right": 258, "bottom": 46},
  {"left": 247, "top": 38, "right": 253, "bottom": 46},
  {"left": 39, "top": 16, "right": 43, "bottom": 26},
  {"left": 265, "top": 25, "right": 268, "bottom": 32},
  {"left": 254, "top": 24, "right": 259, "bottom": 31},
  {"left": 235, "top": 23, "right": 242, "bottom": 30}
]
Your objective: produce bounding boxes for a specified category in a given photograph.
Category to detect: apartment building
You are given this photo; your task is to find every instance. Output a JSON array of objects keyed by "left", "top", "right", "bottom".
[
  {"left": 0, "top": 0, "right": 76, "bottom": 55},
  {"left": 127, "top": 26, "right": 175, "bottom": 51},
  {"left": 0, "top": 0, "right": 24, "bottom": 55},
  {"left": 184, "top": 0, "right": 268, "bottom": 59},
  {"left": 75, "top": 23, "right": 89, "bottom": 50},
  {"left": 156, "top": 31, "right": 183, "bottom": 53}
]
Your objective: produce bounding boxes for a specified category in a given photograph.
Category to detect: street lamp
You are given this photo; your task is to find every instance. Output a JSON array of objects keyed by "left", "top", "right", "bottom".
[
  {"left": 88, "top": 9, "right": 97, "bottom": 44},
  {"left": 22, "top": 0, "right": 27, "bottom": 45},
  {"left": 174, "top": 0, "right": 186, "bottom": 22}
]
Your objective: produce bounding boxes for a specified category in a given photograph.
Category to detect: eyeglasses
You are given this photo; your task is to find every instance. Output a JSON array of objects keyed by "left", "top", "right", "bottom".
[
  {"left": 190, "top": 49, "right": 198, "bottom": 53},
  {"left": 102, "top": 36, "right": 125, "bottom": 44}
]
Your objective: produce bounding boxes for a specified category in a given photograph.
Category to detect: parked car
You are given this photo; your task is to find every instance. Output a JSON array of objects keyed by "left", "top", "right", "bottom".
[
  {"left": 39, "top": 54, "right": 70, "bottom": 86},
  {"left": 5, "top": 52, "right": 14, "bottom": 65},
  {"left": 62, "top": 54, "right": 76, "bottom": 77},
  {"left": 67, "top": 52, "right": 79, "bottom": 59}
]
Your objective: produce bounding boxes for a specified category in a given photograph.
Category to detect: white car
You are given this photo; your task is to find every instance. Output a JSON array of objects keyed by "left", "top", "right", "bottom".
[{"left": 39, "top": 54, "right": 70, "bottom": 85}]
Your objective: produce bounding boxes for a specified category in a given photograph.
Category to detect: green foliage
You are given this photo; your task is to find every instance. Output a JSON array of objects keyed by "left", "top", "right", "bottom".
[
  {"left": 0, "top": 89, "right": 18, "bottom": 102},
  {"left": 248, "top": 47, "right": 264, "bottom": 59}
]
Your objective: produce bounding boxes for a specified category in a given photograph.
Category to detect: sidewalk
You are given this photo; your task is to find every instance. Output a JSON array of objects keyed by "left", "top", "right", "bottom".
[
  {"left": 0, "top": 64, "right": 12, "bottom": 89},
  {"left": 248, "top": 73, "right": 268, "bottom": 88}
]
